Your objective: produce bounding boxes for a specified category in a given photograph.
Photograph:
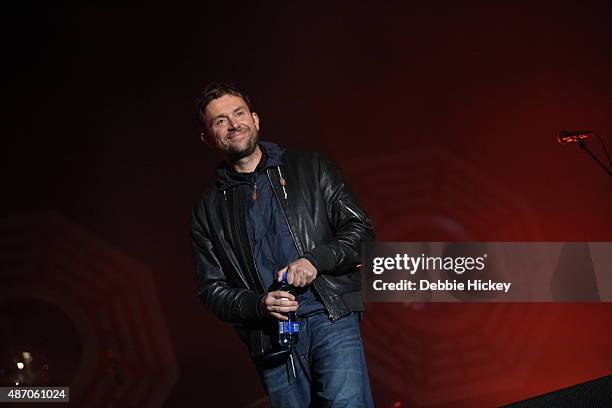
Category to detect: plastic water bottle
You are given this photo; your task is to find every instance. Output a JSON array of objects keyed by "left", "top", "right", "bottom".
[{"left": 278, "top": 272, "right": 299, "bottom": 347}]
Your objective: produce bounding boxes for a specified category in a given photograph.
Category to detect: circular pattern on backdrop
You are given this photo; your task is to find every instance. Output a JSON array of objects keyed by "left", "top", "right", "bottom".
[
  {"left": 0, "top": 212, "right": 178, "bottom": 407},
  {"left": 340, "top": 149, "right": 558, "bottom": 406}
]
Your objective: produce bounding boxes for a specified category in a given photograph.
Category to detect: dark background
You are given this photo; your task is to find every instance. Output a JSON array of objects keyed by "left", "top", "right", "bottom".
[{"left": 2, "top": 3, "right": 611, "bottom": 407}]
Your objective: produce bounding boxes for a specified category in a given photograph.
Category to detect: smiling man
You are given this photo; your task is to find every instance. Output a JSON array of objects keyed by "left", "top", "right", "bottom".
[{"left": 191, "top": 82, "right": 375, "bottom": 407}]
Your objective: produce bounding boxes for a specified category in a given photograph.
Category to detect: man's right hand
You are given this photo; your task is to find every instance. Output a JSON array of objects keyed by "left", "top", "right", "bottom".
[{"left": 260, "top": 290, "right": 298, "bottom": 321}]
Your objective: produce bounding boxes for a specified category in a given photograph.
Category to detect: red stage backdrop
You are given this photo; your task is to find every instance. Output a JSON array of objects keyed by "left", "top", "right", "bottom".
[{"left": 1, "top": 3, "right": 611, "bottom": 407}]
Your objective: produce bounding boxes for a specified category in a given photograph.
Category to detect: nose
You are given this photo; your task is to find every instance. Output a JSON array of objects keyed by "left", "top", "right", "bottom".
[{"left": 228, "top": 117, "right": 240, "bottom": 130}]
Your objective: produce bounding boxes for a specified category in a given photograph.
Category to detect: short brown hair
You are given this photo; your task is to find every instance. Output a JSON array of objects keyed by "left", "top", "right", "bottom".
[{"left": 195, "top": 82, "right": 254, "bottom": 126}]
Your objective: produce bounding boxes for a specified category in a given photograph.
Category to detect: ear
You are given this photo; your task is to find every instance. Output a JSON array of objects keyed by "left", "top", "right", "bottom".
[{"left": 252, "top": 111, "right": 260, "bottom": 131}]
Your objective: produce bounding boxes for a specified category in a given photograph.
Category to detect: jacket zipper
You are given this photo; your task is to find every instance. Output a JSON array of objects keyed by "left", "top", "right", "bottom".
[
  {"left": 266, "top": 169, "right": 336, "bottom": 320},
  {"left": 229, "top": 187, "right": 264, "bottom": 292},
  {"left": 240, "top": 185, "right": 266, "bottom": 293},
  {"left": 245, "top": 229, "right": 265, "bottom": 293},
  {"left": 229, "top": 186, "right": 266, "bottom": 356}
]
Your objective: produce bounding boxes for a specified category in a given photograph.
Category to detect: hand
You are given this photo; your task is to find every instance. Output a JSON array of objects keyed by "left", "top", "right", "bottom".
[
  {"left": 278, "top": 258, "right": 318, "bottom": 287},
  {"left": 260, "top": 290, "right": 298, "bottom": 321}
]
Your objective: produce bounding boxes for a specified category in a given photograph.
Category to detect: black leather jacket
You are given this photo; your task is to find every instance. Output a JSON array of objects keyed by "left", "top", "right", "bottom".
[{"left": 191, "top": 148, "right": 374, "bottom": 358}]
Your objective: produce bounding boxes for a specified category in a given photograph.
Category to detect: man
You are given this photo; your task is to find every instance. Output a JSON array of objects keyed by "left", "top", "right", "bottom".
[{"left": 191, "top": 82, "right": 374, "bottom": 407}]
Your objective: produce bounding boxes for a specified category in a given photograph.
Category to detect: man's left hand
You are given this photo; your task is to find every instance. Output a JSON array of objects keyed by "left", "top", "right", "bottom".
[{"left": 278, "top": 258, "right": 318, "bottom": 287}]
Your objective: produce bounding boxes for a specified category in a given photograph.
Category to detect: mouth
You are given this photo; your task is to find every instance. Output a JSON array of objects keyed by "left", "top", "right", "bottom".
[{"left": 227, "top": 129, "right": 247, "bottom": 140}]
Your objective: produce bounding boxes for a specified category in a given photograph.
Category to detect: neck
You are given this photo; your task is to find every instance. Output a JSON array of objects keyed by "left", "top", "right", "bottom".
[{"left": 228, "top": 144, "right": 262, "bottom": 173}]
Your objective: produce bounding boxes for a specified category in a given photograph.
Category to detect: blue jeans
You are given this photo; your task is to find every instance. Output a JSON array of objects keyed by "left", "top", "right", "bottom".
[{"left": 255, "top": 311, "right": 374, "bottom": 408}]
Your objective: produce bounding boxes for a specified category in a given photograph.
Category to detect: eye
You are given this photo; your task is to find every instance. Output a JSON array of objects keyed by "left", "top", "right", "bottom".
[
  {"left": 235, "top": 110, "right": 245, "bottom": 117},
  {"left": 215, "top": 118, "right": 227, "bottom": 126}
]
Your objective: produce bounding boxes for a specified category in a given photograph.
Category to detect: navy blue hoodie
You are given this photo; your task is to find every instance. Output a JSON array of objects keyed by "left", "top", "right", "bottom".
[{"left": 215, "top": 141, "right": 324, "bottom": 316}]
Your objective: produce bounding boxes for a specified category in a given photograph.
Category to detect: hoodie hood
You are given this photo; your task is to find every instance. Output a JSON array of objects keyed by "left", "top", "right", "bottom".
[{"left": 215, "top": 141, "right": 285, "bottom": 191}]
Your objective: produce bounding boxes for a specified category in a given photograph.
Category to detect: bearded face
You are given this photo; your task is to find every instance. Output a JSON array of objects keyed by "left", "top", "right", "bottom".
[{"left": 203, "top": 94, "right": 260, "bottom": 161}]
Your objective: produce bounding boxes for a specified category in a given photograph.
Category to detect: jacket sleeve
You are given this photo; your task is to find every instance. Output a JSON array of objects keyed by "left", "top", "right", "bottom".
[
  {"left": 304, "top": 154, "right": 375, "bottom": 275},
  {"left": 191, "top": 200, "right": 264, "bottom": 324}
]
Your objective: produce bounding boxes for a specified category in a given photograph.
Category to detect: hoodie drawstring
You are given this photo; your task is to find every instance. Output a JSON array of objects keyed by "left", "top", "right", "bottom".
[
  {"left": 251, "top": 180, "right": 258, "bottom": 201},
  {"left": 221, "top": 166, "right": 285, "bottom": 202},
  {"left": 278, "top": 166, "right": 288, "bottom": 200}
]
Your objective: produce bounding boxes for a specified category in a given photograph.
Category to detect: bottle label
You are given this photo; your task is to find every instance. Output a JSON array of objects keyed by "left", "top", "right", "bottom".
[{"left": 279, "top": 321, "right": 300, "bottom": 334}]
